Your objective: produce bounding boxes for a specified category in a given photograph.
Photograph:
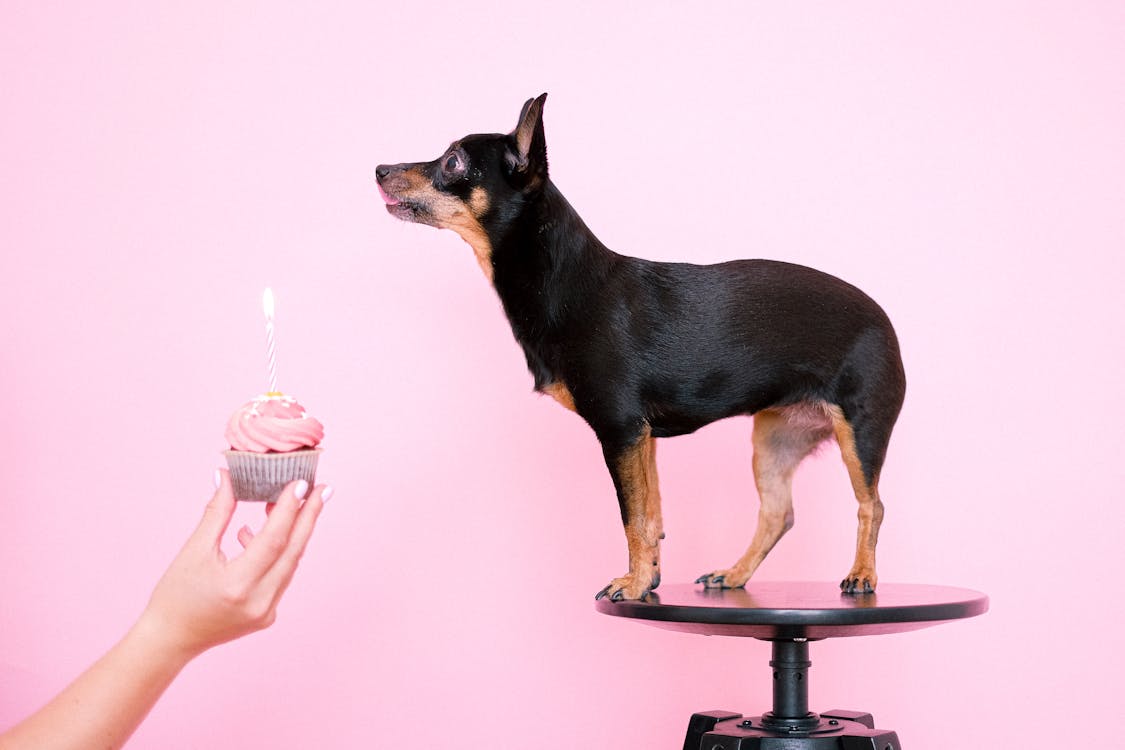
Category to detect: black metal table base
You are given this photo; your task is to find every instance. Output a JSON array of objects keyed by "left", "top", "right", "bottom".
[
  {"left": 686, "top": 709, "right": 899, "bottom": 749},
  {"left": 683, "top": 640, "right": 900, "bottom": 750},
  {"left": 595, "top": 583, "right": 988, "bottom": 749}
]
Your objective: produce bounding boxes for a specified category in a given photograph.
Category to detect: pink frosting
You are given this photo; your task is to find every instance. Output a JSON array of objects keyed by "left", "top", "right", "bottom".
[{"left": 225, "top": 394, "right": 325, "bottom": 453}]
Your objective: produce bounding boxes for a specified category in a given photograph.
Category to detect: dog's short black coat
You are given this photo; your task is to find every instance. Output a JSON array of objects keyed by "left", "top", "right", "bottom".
[{"left": 377, "top": 95, "right": 906, "bottom": 601}]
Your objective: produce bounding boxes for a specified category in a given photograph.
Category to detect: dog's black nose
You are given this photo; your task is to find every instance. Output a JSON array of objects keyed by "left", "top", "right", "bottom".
[{"left": 375, "top": 164, "right": 391, "bottom": 181}]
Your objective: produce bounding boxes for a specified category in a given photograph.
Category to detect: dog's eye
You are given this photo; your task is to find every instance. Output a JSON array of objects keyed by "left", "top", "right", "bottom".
[{"left": 443, "top": 153, "right": 464, "bottom": 174}]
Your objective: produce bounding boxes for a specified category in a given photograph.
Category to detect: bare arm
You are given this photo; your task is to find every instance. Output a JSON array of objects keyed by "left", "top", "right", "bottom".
[{"left": 0, "top": 469, "right": 329, "bottom": 750}]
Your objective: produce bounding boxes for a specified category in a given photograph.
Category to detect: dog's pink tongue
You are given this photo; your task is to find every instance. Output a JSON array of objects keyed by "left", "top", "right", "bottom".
[{"left": 377, "top": 183, "right": 400, "bottom": 205}]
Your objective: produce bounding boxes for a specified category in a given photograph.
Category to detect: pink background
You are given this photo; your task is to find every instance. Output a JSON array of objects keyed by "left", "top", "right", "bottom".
[{"left": 2, "top": 2, "right": 1123, "bottom": 747}]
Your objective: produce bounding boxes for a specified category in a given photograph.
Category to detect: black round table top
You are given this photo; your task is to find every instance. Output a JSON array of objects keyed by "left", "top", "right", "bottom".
[{"left": 595, "top": 582, "right": 989, "bottom": 640}]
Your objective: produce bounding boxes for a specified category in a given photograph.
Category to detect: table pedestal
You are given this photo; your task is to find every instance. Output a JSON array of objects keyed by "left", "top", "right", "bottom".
[
  {"left": 683, "top": 639, "right": 899, "bottom": 750},
  {"left": 594, "top": 582, "right": 988, "bottom": 750}
]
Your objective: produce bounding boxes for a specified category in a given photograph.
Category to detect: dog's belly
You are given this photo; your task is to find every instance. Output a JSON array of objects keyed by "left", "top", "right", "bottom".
[
  {"left": 649, "top": 419, "right": 719, "bottom": 438},
  {"left": 646, "top": 398, "right": 763, "bottom": 438},
  {"left": 640, "top": 361, "right": 811, "bottom": 438}
]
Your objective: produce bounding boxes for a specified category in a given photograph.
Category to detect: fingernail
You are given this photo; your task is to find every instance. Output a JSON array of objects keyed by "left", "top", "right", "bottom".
[
  {"left": 213, "top": 469, "right": 222, "bottom": 489},
  {"left": 321, "top": 485, "right": 334, "bottom": 504},
  {"left": 294, "top": 479, "right": 309, "bottom": 499}
]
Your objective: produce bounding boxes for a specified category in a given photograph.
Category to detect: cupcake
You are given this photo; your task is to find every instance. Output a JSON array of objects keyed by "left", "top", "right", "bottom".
[{"left": 223, "top": 393, "right": 325, "bottom": 502}]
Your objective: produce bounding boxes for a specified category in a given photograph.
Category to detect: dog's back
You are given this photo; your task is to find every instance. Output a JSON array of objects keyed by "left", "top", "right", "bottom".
[{"left": 582, "top": 256, "right": 905, "bottom": 440}]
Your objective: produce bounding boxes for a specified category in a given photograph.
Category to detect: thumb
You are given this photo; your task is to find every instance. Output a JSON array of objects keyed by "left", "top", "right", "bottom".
[{"left": 192, "top": 468, "right": 237, "bottom": 549}]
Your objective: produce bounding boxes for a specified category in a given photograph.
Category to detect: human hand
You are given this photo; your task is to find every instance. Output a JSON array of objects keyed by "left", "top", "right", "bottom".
[
  {"left": 137, "top": 469, "right": 330, "bottom": 659},
  {"left": 0, "top": 471, "right": 329, "bottom": 750}
]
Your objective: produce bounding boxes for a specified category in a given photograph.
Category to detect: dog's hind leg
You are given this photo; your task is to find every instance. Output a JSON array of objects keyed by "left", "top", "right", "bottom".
[
  {"left": 829, "top": 405, "right": 890, "bottom": 594},
  {"left": 595, "top": 425, "right": 663, "bottom": 602},
  {"left": 697, "top": 405, "right": 833, "bottom": 590}
]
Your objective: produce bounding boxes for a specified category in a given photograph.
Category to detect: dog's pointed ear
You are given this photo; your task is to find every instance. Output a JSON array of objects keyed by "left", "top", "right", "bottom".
[{"left": 507, "top": 93, "right": 548, "bottom": 184}]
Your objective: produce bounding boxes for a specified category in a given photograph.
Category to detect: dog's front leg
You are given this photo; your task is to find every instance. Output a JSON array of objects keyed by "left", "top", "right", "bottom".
[{"left": 595, "top": 426, "right": 663, "bottom": 602}]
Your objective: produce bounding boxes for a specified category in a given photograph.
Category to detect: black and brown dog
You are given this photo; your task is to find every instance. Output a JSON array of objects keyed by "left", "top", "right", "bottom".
[{"left": 376, "top": 95, "right": 906, "bottom": 601}]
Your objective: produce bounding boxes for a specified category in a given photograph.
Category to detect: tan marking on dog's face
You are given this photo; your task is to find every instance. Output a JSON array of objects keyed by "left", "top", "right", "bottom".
[
  {"left": 442, "top": 205, "right": 493, "bottom": 283},
  {"left": 380, "top": 166, "right": 495, "bottom": 283},
  {"left": 468, "top": 187, "right": 490, "bottom": 217},
  {"left": 542, "top": 381, "right": 576, "bottom": 412}
]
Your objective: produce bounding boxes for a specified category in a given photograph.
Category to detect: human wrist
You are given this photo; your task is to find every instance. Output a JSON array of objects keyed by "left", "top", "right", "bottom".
[{"left": 129, "top": 608, "right": 206, "bottom": 668}]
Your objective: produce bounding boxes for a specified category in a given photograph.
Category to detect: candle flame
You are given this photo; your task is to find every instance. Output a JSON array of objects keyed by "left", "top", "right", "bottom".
[{"left": 262, "top": 287, "right": 275, "bottom": 319}]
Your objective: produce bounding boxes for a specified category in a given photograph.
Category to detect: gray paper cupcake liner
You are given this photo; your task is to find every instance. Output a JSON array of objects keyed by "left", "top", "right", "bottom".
[{"left": 223, "top": 449, "right": 321, "bottom": 503}]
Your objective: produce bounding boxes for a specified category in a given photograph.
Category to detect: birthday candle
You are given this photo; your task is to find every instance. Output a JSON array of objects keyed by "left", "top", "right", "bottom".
[{"left": 263, "top": 287, "right": 279, "bottom": 395}]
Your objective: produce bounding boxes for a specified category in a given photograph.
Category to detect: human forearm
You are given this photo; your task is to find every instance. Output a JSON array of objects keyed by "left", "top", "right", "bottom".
[{"left": 0, "top": 616, "right": 193, "bottom": 750}]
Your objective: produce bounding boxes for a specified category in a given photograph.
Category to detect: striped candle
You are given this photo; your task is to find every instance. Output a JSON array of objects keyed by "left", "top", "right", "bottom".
[{"left": 262, "top": 287, "right": 279, "bottom": 395}]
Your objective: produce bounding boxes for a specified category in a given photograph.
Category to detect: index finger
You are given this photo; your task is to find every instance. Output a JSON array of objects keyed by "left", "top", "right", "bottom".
[{"left": 190, "top": 469, "right": 237, "bottom": 551}]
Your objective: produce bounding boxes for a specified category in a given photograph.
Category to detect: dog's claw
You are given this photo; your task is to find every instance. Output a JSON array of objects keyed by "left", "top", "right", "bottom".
[
  {"left": 840, "top": 576, "right": 876, "bottom": 595},
  {"left": 695, "top": 573, "right": 727, "bottom": 588},
  {"left": 596, "top": 572, "right": 659, "bottom": 602}
]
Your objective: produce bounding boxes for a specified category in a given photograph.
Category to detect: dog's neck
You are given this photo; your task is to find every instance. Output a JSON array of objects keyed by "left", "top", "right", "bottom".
[{"left": 487, "top": 180, "right": 616, "bottom": 389}]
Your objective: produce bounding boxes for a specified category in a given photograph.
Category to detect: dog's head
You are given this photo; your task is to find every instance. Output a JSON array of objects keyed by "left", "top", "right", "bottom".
[{"left": 376, "top": 95, "right": 548, "bottom": 271}]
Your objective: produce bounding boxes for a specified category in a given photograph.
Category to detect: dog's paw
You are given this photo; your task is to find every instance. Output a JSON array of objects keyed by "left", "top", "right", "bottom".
[
  {"left": 694, "top": 568, "right": 750, "bottom": 590},
  {"left": 595, "top": 571, "right": 659, "bottom": 602},
  {"left": 839, "top": 568, "right": 878, "bottom": 595}
]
